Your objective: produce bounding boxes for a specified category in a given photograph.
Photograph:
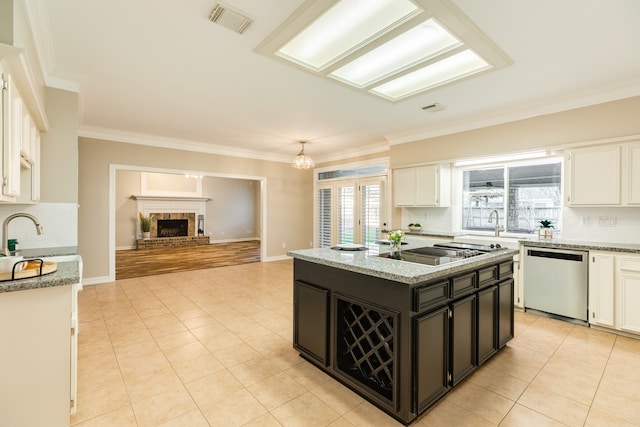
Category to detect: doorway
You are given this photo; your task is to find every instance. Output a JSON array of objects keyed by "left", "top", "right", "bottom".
[{"left": 109, "top": 165, "right": 266, "bottom": 281}]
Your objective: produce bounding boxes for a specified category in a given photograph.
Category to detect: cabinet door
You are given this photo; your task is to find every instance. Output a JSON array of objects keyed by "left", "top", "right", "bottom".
[
  {"left": 293, "top": 281, "right": 329, "bottom": 365},
  {"left": 450, "top": 294, "right": 477, "bottom": 386},
  {"left": 567, "top": 145, "right": 621, "bottom": 206},
  {"left": 477, "top": 286, "right": 497, "bottom": 364},
  {"left": 589, "top": 251, "right": 615, "bottom": 327},
  {"left": 497, "top": 279, "right": 514, "bottom": 347},
  {"left": 4, "top": 74, "right": 21, "bottom": 197},
  {"left": 629, "top": 143, "right": 640, "bottom": 204},
  {"left": 617, "top": 256, "right": 640, "bottom": 334},
  {"left": 415, "top": 165, "right": 438, "bottom": 206},
  {"left": 415, "top": 306, "right": 449, "bottom": 412},
  {"left": 393, "top": 168, "right": 415, "bottom": 206}
]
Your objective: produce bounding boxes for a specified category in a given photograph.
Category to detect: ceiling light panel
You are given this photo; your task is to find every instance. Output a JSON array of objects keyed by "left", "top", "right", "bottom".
[
  {"left": 256, "top": 0, "right": 513, "bottom": 102},
  {"left": 329, "top": 18, "right": 461, "bottom": 88},
  {"left": 371, "top": 49, "right": 491, "bottom": 100},
  {"left": 276, "top": 0, "right": 420, "bottom": 71}
]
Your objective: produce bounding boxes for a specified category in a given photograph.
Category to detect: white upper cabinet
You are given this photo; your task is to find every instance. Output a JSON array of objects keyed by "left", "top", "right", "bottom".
[
  {"left": 0, "top": 62, "right": 42, "bottom": 203},
  {"left": 394, "top": 164, "right": 450, "bottom": 207},
  {"left": 565, "top": 145, "right": 621, "bottom": 206},
  {"left": 566, "top": 141, "right": 639, "bottom": 207},
  {"left": 627, "top": 143, "right": 640, "bottom": 204}
]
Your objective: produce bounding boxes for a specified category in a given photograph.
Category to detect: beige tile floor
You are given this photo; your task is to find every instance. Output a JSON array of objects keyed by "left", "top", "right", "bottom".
[{"left": 71, "top": 260, "right": 640, "bottom": 427}]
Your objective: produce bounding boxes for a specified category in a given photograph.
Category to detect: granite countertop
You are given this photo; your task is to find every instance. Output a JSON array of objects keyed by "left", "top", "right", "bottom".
[
  {"left": 0, "top": 260, "right": 81, "bottom": 293},
  {"left": 519, "top": 238, "right": 640, "bottom": 253},
  {"left": 15, "top": 246, "right": 78, "bottom": 259},
  {"left": 0, "top": 247, "right": 80, "bottom": 293},
  {"left": 288, "top": 242, "right": 518, "bottom": 285}
]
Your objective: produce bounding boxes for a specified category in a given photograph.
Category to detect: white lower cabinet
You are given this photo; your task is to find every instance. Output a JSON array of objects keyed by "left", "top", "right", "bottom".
[
  {"left": 589, "top": 251, "right": 640, "bottom": 334},
  {"left": 617, "top": 255, "right": 640, "bottom": 334},
  {"left": 0, "top": 284, "right": 79, "bottom": 427},
  {"left": 588, "top": 251, "right": 615, "bottom": 327}
]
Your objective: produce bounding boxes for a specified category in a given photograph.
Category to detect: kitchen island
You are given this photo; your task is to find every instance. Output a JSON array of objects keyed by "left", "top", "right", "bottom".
[{"left": 288, "top": 244, "right": 517, "bottom": 424}]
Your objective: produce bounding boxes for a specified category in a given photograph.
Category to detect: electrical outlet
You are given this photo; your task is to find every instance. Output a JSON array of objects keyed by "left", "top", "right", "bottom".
[
  {"left": 598, "top": 216, "right": 617, "bottom": 227},
  {"left": 221, "top": 231, "right": 224, "bottom": 236},
  {"left": 580, "top": 216, "right": 589, "bottom": 226},
  {"left": 282, "top": 242, "right": 286, "bottom": 249},
  {"left": 310, "top": 241, "right": 313, "bottom": 247}
]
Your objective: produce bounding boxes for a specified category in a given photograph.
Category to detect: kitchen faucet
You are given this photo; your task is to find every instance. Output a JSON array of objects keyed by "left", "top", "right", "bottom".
[
  {"left": 487, "top": 209, "right": 504, "bottom": 237},
  {"left": 1, "top": 213, "right": 44, "bottom": 256}
]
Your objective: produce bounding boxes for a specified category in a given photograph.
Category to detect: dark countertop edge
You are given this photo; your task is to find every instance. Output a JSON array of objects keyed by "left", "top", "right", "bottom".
[
  {"left": 519, "top": 239, "right": 640, "bottom": 253},
  {"left": 0, "top": 260, "right": 80, "bottom": 293},
  {"left": 289, "top": 247, "right": 518, "bottom": 285}
]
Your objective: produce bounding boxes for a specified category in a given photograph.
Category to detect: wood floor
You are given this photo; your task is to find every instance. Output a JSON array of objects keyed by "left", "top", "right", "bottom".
[{"left": 116, "top": 240, "right": 261, "bottom": 279}]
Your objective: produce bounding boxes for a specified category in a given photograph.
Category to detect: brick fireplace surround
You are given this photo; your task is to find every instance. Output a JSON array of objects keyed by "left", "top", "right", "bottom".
[{"left": 136, "top": 212, "right": 209, "bottom": 250}]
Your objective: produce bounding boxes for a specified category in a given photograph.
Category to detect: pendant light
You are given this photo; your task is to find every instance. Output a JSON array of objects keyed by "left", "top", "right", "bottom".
[{"left": 292, "top": 141, "right": 315, "bottom": 169}]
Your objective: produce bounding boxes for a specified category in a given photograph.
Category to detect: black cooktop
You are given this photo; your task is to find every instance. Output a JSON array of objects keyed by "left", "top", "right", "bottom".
[{"left": 434, "top": 242, "right": 504, "bottom": 252}]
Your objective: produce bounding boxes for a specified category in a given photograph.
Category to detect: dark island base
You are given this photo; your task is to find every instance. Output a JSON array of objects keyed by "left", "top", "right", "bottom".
[{"left": 293, "top": 257, "right": 514, "bottom": 424}]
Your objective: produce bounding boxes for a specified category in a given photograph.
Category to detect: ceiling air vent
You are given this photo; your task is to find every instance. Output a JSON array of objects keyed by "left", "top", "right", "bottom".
[
  {"left": 421, "top": 103, "right": 446, "bottom": 113},
  {"left": 209, "top": 3, "right": 253, "bottom": 34}
]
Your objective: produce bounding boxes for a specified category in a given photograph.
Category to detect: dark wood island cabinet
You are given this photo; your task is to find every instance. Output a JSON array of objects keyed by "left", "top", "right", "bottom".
[{"left": 290, "top": 248, "right": 515, "bottom": 425}]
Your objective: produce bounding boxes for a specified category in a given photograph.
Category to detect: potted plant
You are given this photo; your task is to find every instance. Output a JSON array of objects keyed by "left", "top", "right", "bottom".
[
  {"left": 538, "top": 219, "right": 554, "bottom": 239},
  {"left": 408, "top": 223, "right": 422, "bottom": 231},
  {"left": 139, "top": 212, "right": 154, "bottom": 239}
]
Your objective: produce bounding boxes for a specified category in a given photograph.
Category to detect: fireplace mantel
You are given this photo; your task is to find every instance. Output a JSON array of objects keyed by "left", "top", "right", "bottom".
[
  {"left": 132, "top": 195, "right": 211, "bottom": 202},
  {"left": 134, "top": 195, "right": 209, "bottom": 240}
]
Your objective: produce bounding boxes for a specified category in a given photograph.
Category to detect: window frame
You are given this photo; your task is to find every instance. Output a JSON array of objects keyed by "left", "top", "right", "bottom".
[{"left": 455, "top": 156, "right": 564, "bottom": 237}]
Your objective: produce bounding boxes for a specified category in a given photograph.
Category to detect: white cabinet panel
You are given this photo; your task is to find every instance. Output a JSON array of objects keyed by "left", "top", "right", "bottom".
[
  {"left": 588, "top": 251, "right": 615, "bottom": 327},
  {"left": 566, "top": 145, "right": 621, "bottom": 206},
  {"left": 628, "top": 143, "right": 640, "bottom": 204},
  {"left": 393, "top": 164, "right": 450, "bottom": 207}
]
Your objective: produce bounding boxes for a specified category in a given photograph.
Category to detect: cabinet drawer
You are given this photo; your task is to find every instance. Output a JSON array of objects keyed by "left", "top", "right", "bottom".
[
  {"left": 619, "top": 256, "right": 640, "bottom": 272},
  {"left": 498, "top": 261, "right": 514, "bottom": 279},
  {"left": 414, "top": 280, "right": 449, "bottom": 312},
  {"left": 478, "top": 265, "right": 498, "bottom": 288},
  {"left": 451, "top": 272, "right": 476, "bottom": 297}
]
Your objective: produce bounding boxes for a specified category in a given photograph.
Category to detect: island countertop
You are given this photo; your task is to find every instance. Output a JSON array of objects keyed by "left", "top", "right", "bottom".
[{"left": 288, "top": 244, "right": 518, "bottom": 285}]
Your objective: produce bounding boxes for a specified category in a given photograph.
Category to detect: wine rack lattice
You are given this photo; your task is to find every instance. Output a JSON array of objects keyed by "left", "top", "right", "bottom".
[{"left": 337, "top": 298, "right": 395, "bottom": 398}]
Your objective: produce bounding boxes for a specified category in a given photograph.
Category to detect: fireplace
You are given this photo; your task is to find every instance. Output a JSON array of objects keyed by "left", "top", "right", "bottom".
[
  {"left": 157, "top": 219, "right": 188, "bottom": 237},
  {"left": 151, "top": 213, "right": 196, "bottom": 238}
]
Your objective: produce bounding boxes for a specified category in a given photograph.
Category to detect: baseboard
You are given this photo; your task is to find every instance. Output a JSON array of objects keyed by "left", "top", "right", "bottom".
[
  {"left": 209, "top": 237, "right": 261, "bottom": 244},
  {"left": 263, "top": 255, "right": 291, "bottom": 262},
  {"left": 82, "top": 275, "right": 113, "bottom": 285}
]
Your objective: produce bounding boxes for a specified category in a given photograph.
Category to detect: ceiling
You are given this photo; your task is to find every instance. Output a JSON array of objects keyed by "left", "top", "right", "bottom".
[{"left": 30, "top": 0, "right": 640, "bottom": 164}]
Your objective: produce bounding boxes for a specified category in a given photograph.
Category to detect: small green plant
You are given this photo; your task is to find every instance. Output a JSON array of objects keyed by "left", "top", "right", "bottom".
[
  {"left": 539, "top": 220, "right": 554, "bottom": 229},
  {"left": 388, "top": 230, "right": 405, "bottom": 245},
  {"left": 139, "top": 212, "right": 154, "bottom": 232},
  {"left": 409, "top": 223, "right": 422, "bottom": 228}
]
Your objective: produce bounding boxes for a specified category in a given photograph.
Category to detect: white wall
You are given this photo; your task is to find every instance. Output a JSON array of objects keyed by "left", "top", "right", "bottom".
[{"left": 0, "top": 203, "right": 78, "bottom": 250}]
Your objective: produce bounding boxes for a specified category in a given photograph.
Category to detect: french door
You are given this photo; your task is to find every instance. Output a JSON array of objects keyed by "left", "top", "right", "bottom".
[{"left": 315, "top": 177, "right": 387, "bottom": 248}]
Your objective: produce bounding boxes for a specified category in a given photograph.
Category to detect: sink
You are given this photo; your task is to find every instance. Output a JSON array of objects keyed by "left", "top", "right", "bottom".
[{"left": 454, "top": 235, "right": 521, "bottom": 249}]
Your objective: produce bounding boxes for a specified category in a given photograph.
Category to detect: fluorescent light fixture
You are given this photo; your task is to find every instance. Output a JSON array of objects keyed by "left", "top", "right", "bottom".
[
  {"left": 453, "top": 151, "right": 549, "bottom": 167},
  {"left": 277, "top": 0, "right": 419, "bottom": 71},
  {"left": 371, "top": 49, "right": 490, "bottom": 100},
  {"left": 256, "top": 0, "right": 513, "bottom": 101},
  {"left": 329, "top": 18, "right": 461, "bottom": 87}
]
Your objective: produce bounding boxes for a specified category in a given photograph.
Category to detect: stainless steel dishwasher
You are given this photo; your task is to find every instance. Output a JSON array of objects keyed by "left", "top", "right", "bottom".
[{"left": 523, "top": 246, "right": 588, "bottom": 323}]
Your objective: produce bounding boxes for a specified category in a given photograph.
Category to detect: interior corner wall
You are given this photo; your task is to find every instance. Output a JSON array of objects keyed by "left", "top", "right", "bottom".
[
  {"left": 390, "top": 95, "right": 640, "bottom": 166},
  {"left": 41, "top": 87, "right": 79, "bottom": 203},
  {"left": 79, "top": 138, "right": 313, "bottom": 280}
]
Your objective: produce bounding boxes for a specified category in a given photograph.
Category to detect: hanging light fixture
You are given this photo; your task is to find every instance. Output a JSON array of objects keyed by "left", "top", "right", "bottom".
[{"left": 292, "top": 141, "right": 315, "bottom": 169}]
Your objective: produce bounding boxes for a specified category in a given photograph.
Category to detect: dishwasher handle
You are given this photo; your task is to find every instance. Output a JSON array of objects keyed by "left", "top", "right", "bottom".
[{"left": 526, "top": 249, "right": 585, "bottom": 262}]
